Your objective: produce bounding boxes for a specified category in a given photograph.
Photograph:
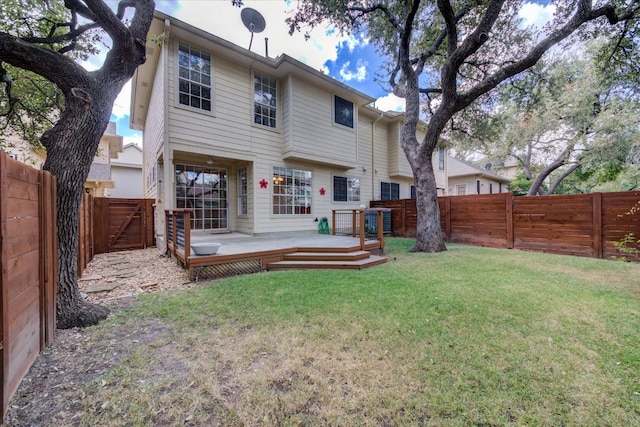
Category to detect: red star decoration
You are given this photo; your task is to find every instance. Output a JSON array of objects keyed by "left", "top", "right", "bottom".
[
  {"left": 319, "top": 187, "right": 326, "bottom": 196},
  {"left": 259, "top": 179, "right": 268, "bottom": 189}
]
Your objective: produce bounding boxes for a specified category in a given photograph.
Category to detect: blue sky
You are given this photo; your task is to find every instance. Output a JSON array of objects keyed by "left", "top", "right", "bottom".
[{"left": 108, "top": 0, "right": 555, "bottom": 146}]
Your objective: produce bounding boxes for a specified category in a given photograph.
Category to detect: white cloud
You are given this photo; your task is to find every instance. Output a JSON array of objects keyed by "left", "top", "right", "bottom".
[
  {"left": 156, "top": 0, "right": 349, "bottom": 71},
  {"left": 375, "top": 93, "right": 405, "bottom": 113},
  {"left": 339, "top": 60, "right": 367, "bottom": 82},
  {"left": 123, "top": 134, "right": 143, "bottom": 148},
  {"left": 112, "top": 80, "right": 132, "bottom": 120},
  {"left": 518, "top": 2, "right": 556, "bottom": 28}
]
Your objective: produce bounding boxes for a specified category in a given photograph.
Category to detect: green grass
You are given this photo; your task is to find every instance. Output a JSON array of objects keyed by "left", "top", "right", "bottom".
[{"left": 80, "top": 240, "right": 640, "bottom": 426}]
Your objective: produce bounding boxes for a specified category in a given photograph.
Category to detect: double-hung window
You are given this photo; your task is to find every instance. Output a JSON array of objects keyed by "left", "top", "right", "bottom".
[
  {"left": 333, "top": 176, "right": 360, "bottom": 202},
  {"left": 334, "top": 95, "right": 354, "bottom": 128},
  {"left": 178, "top": 43, "right": 212, "bottom": 111},
  {"left": 380, "top": 182, "right": 400, "bottom": 200},
  {"left": 254, "top": 73, "right": 277, "bottom": 128},
  {"left": 272, "top": 167, "right": 312, "bottom": 215}
]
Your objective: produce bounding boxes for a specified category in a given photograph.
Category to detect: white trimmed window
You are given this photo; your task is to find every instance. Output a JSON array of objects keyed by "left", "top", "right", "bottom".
[
  {"left": 178, "top": 43, "right": 212, "bottom": 111},
  {"left": 272, "top": 167, "right": 312, "bottom": 215},
  {"left": 333, "top": 176, "right": 360, "bottom": 202},
  {"left": 238, "top": 167, "right": 248, "bottom": 215},
  {"left": 254, "top": 73, "right": 277, "bottom": 128}
]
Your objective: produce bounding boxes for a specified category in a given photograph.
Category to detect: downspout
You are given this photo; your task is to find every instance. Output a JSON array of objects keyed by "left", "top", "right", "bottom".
[
  {"left": 163, "top": 18, "right": 171, "bottom": 207},
  {"left": 371, "top": 111, "right": 384, "bottom": 200}
]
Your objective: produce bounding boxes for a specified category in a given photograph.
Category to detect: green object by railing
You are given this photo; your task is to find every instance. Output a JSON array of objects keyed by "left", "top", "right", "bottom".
[{"left": 318, "top": 217, "right": 331, "bottom": 234}]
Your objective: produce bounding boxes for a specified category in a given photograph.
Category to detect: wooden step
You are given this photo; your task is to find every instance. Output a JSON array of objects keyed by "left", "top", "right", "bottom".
[
  {"left": 267, "top": 255, "right": 388, "bottom": 271},
  {"left": 283, "top": 250, "right": 371, "bottom": 262}
]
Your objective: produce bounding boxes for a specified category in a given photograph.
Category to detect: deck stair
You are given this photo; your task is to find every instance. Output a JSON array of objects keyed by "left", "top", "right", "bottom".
[{"left": 267, "top": 249, "right": 387, "bottom": 271}]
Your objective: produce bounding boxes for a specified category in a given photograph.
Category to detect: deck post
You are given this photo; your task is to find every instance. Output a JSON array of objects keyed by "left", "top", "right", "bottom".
[
  {"left": 184, "top": 210, "right": 191, "bottom": 259},
  {"left": 377, "top": 210, "right": 385, "bottom": 251},
  {"left": 352, "top": 210, "right": 357, "bottom": 237},
  {"left": 359, "top": 209, "right": 365, "bottom": 250},
  {"left": 331, "top": 210, "right": 336, "bottom": 235}
]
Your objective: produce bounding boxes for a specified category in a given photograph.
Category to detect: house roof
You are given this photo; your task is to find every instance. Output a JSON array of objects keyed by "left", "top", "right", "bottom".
[
  {"left": 131, "top": 11, "right": 391, "bottom": 131},
  {"left": 102, "top": 121, "right": 123, "bottom": 159},
  {"left": 447, "top": 156, "right": 510, "bottom": 183}
]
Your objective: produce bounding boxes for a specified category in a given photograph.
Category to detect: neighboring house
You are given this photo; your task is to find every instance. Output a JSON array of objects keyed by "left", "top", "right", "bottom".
[
  {"left": 110, "top": 142, "right": 143, "bottom": 198},
  {"left": 1, "top": 123, "right": 124, "bottom": 198},
  {"left": 130, "top": 11, "right": 448, "bottom": 249},
  {"left": 84, "top": 121, "right": 124, "bottom": 196},
  {"left": 0, "top": 132, "right": 46, "bottom": 168},
  {"left": 447, "top": 156, "right": 510, "bottom": 196}
]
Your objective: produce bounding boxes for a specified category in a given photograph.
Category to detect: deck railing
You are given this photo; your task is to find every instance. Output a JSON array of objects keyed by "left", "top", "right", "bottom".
[
  {"left": 332, "top": 208, "right": 389, "bottom": 251},
  {"left": 165, "top": 209, "right": 192, "bottom": 261}
]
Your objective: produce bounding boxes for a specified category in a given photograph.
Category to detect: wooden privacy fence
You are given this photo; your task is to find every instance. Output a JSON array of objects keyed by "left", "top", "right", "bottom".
[
  {"left": 77, "top": 196, "right": 156, "bottom": 277},
  {"left": 0, "top": 152, "right": 57, "bottom": 417},
  {"left": 371, "top": 191, "right": 640, "bottom": 260}
]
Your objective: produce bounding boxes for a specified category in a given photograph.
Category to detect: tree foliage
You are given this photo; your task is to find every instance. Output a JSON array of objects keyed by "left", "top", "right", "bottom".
[
  {"left": 287, "top": 0, "right": 639, "bottom": 252},
  {"left": 0, "top": 0, "right": 155, "bottom": 328},
  {"left": 456, "top": 42, "right": 640, "bottom": 195}
]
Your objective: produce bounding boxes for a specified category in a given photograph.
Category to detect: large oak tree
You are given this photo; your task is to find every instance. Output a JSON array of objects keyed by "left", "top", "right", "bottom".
[
  {"left": 0, "top": 0, "right": 155, "bottom": 328},
  {"left": 287, "top": 0, "right": 639, "bottom": 253}
]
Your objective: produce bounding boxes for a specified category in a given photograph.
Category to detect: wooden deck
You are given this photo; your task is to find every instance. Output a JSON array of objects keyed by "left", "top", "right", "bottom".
[
  {"left": 165, "top": 209, "right": 389, "bottom": 281},
  {"left": 186, "top": 231, "right": 386, "bottom": 280}
]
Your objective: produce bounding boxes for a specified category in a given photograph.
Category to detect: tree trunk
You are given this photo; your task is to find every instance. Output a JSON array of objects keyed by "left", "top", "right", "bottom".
[
  {"left": 411, "top": 149, "right": 447, "bottom": 252},
  {"left": 42, "top": 87, "right": 119, "bottom": 329}
]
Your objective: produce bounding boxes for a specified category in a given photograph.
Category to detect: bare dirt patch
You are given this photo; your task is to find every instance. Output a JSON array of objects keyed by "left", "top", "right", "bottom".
[{"left": 2, "top": 248, "right": 191, "bottom": 427}]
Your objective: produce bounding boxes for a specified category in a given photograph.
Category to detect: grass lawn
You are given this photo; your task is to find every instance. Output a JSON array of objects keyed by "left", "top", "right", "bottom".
[{"left": 81, "top": 239, "right": 640, "bottom": 426}]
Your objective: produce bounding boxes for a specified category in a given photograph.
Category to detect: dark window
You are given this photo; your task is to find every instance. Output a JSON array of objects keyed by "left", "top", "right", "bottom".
[
  {"left": 381, "top": 182, "right": 400, "bottom": 200},
  {"left": 438, "top": 147, "right": 445, "bottom": 170},
  {"left": 476, "top": 180, "right": 481, "bottom": 194},
  {"left": 411, "top": 185, "right": 416, "bottom": 199},
  {"left": 489, "top": 183, "right": 493, "bottom": 194},
  {"left": 499, "top": 182, "right": 502, "bottom": 193},
  {"left": 334, "top": 96, "right": 354, "bottom": 128}
]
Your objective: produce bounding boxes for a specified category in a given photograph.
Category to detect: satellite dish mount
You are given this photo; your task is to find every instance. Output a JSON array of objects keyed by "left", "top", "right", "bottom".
[{"left": 241, "top": 8, "right": 266, "bottom": 51}]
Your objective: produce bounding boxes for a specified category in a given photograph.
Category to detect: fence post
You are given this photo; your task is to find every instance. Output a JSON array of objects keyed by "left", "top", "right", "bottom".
[
  {"left": 506, "top": 192, "right": 514, "bottom": 249},
  {"left": 401, "top": 199, "right": 407, "bottom": 237},
  {"left": 443, "top": 196, "right": 451, "bottom": 242},
  {"left": 592, "top": 193, "right": 603, "bottom": 259}
]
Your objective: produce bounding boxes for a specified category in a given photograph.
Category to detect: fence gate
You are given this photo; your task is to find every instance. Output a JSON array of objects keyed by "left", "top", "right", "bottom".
[{"left": 93, "top": 198, "right": 155, "bottom": 253}]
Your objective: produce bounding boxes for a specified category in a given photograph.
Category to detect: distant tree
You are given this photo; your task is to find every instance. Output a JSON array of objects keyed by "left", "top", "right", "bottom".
[
  {"left": 287, "top": 0, "right": 639, "bottom": 252},
  {"left": 0, "top": 0, "right": 155, "bottom": 328},
  {"left": 456, "top": 44, "right": 640, "bottom": 196}
]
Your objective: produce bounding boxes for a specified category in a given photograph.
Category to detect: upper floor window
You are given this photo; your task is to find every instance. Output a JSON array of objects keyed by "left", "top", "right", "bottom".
[
  {"left": 254, "top": 73, "right": 277, "bottom": 128},
  {"left": 333, "top": 176, "right": 360, "bottom": 202},
  {"left": 273, "top": 167, "right": 312, "bottom": 215},
  {"left": 380, "top": 182, "right": 399, "bottom": 200},
  {"left": 178, "top": 43, "right": 212, "bottom": 111},
  {"left": 438, "top": 147, "right": 445, "bottom": 170},
  {"left": 411, "top": 185, "right": 416, "bottom": 199},
  {"left": 334, "top": 95, "right": 354, "bottom": 128}
]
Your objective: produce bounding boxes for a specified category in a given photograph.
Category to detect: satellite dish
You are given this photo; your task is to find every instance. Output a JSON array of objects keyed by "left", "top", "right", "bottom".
[{"left": 241, "top": 8, "right": 266, "bottom": 51}]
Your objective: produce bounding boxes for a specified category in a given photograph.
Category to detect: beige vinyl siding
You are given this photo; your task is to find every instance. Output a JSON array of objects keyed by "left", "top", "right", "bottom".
[
  {"left": 166, "top": 39, "right": 254, "bottom": 153},
  {"left": 143, "top": 47, "right": 165, "bottom": 199},
  {"left": 283, "top": 77, "right": 357, "bottom": 168}
]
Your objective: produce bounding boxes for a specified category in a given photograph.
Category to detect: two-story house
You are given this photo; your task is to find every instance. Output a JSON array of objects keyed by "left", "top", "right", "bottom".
[{"left": 130, "top": 11, "right": 447, "bottom": 249}]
